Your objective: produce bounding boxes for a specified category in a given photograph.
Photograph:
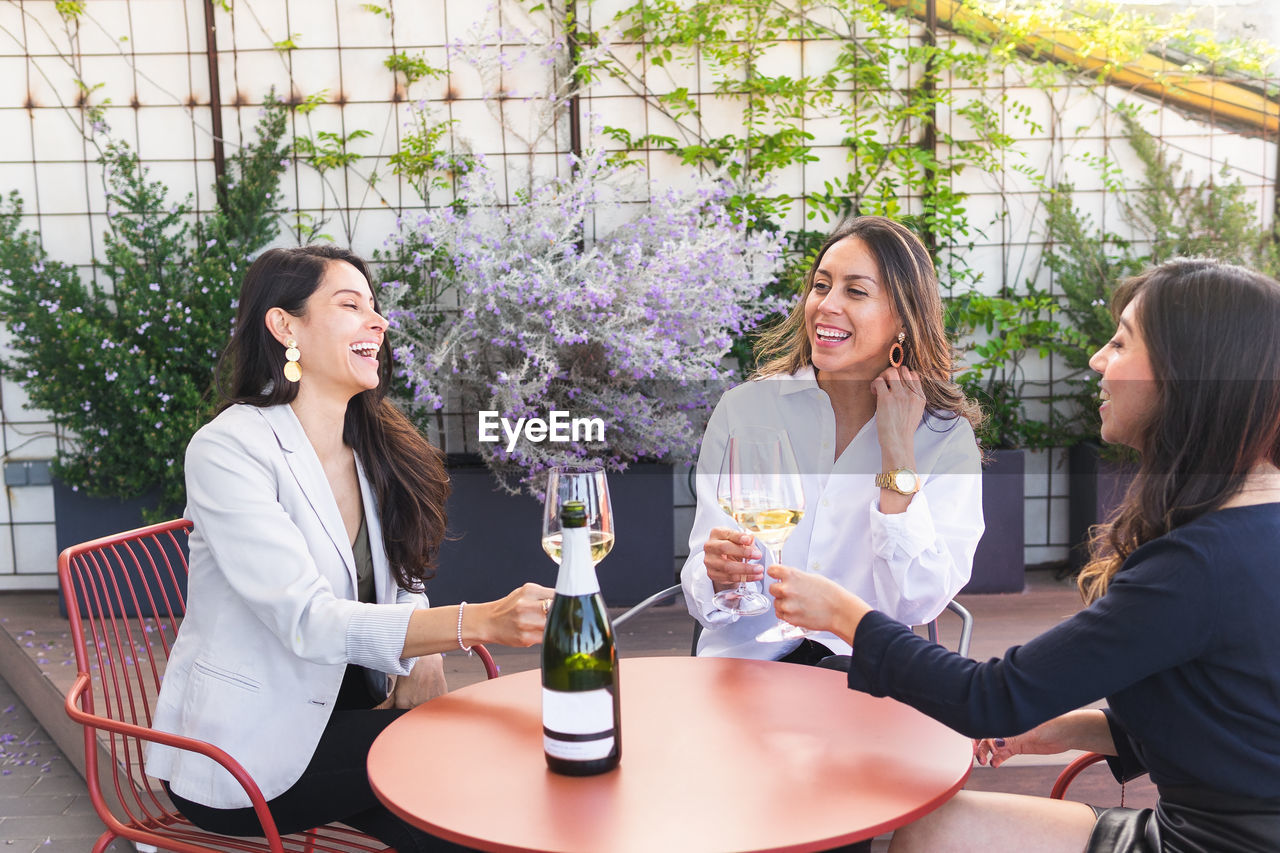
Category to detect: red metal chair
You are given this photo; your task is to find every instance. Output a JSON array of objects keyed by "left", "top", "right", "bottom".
[
  {"left": 1050, "top": 751, "right": 1122, "bottom": 801},
  {"left": 58, "top": 518, "right": 499, "bottom": 853}
]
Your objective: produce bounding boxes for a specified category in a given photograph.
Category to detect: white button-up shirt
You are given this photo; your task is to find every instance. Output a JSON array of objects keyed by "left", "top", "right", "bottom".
[{"left": 680, "top": 367, "right": 985, "bottom": 660}]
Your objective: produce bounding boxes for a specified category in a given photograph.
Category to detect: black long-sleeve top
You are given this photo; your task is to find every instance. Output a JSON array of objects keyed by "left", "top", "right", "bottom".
[{"left": 849, "top": 503, "right": 1280, "bottom": 799}]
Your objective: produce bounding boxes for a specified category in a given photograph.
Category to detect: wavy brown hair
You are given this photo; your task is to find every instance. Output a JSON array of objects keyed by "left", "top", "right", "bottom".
[
  {"left": 753, "top": 216, "right": 982, "bottom": 430},
  {"left": 217, "top": 245, "right": 450, "bottom": 593},
  {"left": 1078, "top": 258, "right": 1280, "bottom": 603}
]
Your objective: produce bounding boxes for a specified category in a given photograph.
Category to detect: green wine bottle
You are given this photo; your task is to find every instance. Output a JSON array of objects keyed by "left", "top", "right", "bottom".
[{"left": 541, "top": 500, "right": 621, "bottom": 775}]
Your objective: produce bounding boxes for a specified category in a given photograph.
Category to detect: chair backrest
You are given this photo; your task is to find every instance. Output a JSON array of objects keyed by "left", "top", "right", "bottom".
[
  {"left": 58, "top": 518, "right": 194, "bottom": 833},
  {"left": 926, "top": 599, "right": 974, "bottom": 657}
]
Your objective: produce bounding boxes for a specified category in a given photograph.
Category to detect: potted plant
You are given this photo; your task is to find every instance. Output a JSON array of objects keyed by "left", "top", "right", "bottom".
[
  {"left": 949, "top": 289, "right": 1072, "bottom": 592},
  {"left": 378, "top": 148, "right": 787, "bottom": 604},
  {"left": 0, "top": 98, "right": 288, "bottom": 608}
]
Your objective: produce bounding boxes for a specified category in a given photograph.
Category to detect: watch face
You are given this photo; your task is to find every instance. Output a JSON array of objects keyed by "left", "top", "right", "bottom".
[{"left": 895, "top": 469, "right": 918, "bottom": 492}]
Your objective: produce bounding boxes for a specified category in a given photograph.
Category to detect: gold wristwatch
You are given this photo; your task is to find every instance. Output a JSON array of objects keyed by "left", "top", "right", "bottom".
[{"left": 875, "top": 467, "right": 920, "bottom": 496}]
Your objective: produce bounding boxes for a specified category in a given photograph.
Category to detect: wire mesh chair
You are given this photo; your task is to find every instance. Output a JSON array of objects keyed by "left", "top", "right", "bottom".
[{"left": 58, "top": 518, "right": 498, "bottom": 853}]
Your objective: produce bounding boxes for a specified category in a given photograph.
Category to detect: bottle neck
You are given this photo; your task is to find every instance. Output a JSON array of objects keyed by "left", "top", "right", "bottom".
[{"left": 555, "top": 525, "right": 599, "bottom": 596}]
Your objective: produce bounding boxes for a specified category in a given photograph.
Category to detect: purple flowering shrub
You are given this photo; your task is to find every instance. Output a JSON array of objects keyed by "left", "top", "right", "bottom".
[{"left": 381, "top": 147, "right": 787, "bottom": 493}]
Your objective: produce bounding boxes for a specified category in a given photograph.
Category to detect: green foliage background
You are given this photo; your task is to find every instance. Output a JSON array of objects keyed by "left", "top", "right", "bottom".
[{"left": 0, "top": 100, "right": 288, "bottom": 514}]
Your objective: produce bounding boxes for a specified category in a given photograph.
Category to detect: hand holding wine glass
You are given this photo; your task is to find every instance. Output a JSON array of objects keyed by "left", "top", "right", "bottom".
[
  {"left": 710, "top": 438, "right": 771, "bottom": 616},
  {"left": 541, "top": 466, "right": 615, "bottom": 567},
  {"left": 713, "top": 428, "right": 805, "bottom": 622},
  {"left": 721, "top": 429, "right": 814, "bottom": 645}
]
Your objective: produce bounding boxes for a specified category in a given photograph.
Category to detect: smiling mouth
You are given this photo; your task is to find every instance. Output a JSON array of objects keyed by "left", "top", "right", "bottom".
[
  {"left": 1099, "top": 388, "right": 1111, "bottom": 402},
  {"left": 350, "top": 342, "right": 380, "bottom": 359},
  {"left": 815, "top": 326, "right": 851, "bottom": 343}
]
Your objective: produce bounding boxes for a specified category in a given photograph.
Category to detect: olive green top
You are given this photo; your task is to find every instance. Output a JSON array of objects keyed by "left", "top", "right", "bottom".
[{"left": 353, "top": 514, "right": 375, "bottom": 604}]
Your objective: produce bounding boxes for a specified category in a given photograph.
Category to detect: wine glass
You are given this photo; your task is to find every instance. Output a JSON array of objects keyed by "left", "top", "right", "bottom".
[
  {"left": 728, "top": 429, "right": 811, "bottom": 644},
  {"left": 711, "top": 439, "right": 771, "bottom": 616},
  {"left": 541, "top": 466, "right": 615, "bottom": 566},
  {"left": 714, "top": 427, "right": 805, "bottom": 622}
]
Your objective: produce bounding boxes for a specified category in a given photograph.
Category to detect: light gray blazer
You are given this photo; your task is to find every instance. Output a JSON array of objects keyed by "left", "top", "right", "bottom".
[{"left": 145, "top": 403, "right": 427, "bottom": 808}]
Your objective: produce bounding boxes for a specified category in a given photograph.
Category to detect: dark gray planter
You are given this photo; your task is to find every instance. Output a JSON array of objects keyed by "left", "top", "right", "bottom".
[
  {"left": 54, "top": 480, "right": 186, "bottom": 617},
  {"left": 962, "top": 448, "right": 1026, "bottom": 594},
  {"left": 1068, "top": 443, "right": 1138, "bottom": 569},
  {"left": 427, "top": 460, "right": 675, "bottom": 608}
]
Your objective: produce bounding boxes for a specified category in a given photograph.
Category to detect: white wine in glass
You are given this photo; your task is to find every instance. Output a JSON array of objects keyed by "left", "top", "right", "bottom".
[
  {"left": 735, "top": 429, "right": 813, "bottom": 644},
  {"left": 541, "top": 466, "right": 615, "bottom": 566},
  {"left": 712, "top": 428, "right": 804, "bottom": 617},
  {"left": 541, "top": 530, "right": 616, "bottom": 565}
]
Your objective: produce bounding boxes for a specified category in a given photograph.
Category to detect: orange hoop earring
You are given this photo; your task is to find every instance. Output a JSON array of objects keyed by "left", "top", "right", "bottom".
[{"left": 888, "top": 331, "right": 906, "bottom": 368}]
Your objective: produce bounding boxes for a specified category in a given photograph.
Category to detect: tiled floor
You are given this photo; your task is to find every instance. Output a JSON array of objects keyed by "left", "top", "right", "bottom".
[
  {"left": 0, "top": 672, "right": 130, "bottom": 853},
  {"left": 0, "top": 571, "right": 1156, "bottom": 850}
]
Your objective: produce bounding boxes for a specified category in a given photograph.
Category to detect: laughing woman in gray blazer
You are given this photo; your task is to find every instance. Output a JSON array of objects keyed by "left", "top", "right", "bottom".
[{"left": 145, "top": 246, "right": 553, "bottom": 851}]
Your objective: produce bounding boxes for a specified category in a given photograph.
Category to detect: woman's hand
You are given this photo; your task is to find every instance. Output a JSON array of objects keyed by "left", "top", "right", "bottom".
[
  {"left": 973, "top": 710, "right": 1116, "bottom": 768},
  {"left": 468, "top": 583, "right": 555, "bottom": 648},
  {"left": 376, "top": 654, "right": 448, "bottom": 710},
  {"left": 767, "top": 563, "right": 871, "bottom": 642},
  {"left": 702, "top": 526, "right": 763, "bottom": 591},
  {"left": 871, "top": 366, "right": 925, "bottom": 467}
]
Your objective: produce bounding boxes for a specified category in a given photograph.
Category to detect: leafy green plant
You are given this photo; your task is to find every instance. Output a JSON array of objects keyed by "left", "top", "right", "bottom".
[
  {"left": 948, "top": 290, "right": 1082, "bottom": 449},
  {"left": 0, "top": 98, "right": 288, "bottom": 515},
  {"left": 603, "top": 0, "right": 1022, "bottom": 243},
  {"left": 385, "top": 51, "right": 448, "bottom": 86}
]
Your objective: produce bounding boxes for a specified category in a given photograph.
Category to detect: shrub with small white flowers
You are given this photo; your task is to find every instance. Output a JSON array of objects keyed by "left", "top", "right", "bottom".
[
  {"left": 0, "top": 97, "right": 288, "bottom": 514},
  {"left": 379, "top": 146, "right": 788, "bottom": 494}
]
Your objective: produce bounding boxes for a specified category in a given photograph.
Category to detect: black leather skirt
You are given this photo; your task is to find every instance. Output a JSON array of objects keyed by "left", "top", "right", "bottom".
[{"left": 1087, "top": 787, "right": 1280, "bottom": 852}]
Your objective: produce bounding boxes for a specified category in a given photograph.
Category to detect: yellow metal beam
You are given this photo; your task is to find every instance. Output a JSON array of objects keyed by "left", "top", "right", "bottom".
[{"left": 884, "top": 0, "right": 1279, "bottom": 137}]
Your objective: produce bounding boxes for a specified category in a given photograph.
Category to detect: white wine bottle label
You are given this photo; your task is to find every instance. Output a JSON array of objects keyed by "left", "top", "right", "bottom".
[{"left": 542, "top": 687, "right": 616, "bottom": 761}]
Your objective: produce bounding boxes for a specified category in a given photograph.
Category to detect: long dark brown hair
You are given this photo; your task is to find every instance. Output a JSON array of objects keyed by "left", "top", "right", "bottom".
[
  {"left": 1078, "top": 258, "right": 1280, "bottom": 603},
  {"left": 217, "top": 245, "right": 450, "bottom": 592},
  {"left": 753, "top": 215, "right": 983, "bottom": 429}
]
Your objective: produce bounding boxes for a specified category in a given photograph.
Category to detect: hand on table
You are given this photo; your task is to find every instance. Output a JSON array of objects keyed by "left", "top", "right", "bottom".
[
  {"left": 767, "top": 563, "right": 870, "bottom": 641},
  {"left": 702, "top": 526, "right": 763, "bottom": 592}
]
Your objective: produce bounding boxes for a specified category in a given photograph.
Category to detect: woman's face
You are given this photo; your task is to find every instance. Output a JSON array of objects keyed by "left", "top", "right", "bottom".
[
  {"left": 1089, "top": 297, "right": 1157, "bottom": 450},
  {"left": 284, "top": 260, "right": 387, "bottom": 401},
  {"left": 803, "top": 236, "right": 903, "bottom": 382}
]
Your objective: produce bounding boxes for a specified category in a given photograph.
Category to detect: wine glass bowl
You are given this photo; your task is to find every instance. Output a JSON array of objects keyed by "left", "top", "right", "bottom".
[{"left": 541, "top": 466, "right": 615, "bottom": 566}]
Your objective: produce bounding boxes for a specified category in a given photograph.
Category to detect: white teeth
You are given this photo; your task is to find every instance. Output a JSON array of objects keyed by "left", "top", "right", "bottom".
[
  {"left": 350, "top": 343, "right": 379, "bottom": 358},
  {"left": 1099, "top": 389, "right": 1111, "bottom": 401},
  {"left": 816, "top": 327, "right": 851, "bottom": 342}
]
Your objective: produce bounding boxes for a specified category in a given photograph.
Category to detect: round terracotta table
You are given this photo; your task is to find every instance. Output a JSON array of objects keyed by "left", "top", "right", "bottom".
[{"left": 368, "top": 656, "right": 971, "bottom": 853}]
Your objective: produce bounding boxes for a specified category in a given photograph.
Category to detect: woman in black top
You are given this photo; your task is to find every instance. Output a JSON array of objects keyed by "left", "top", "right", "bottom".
[{"left": 767, "top": 258, "right": 1280, "bottom": 852}]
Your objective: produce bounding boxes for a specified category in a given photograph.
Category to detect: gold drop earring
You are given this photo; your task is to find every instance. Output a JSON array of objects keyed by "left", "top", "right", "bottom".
[{"left": 283, "top": 338, "right": 302, "bottom": 382}]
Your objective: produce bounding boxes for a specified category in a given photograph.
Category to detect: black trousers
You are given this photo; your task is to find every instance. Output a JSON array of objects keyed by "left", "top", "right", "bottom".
[{"left": 165, "top": 666, "right": 474, "bottom": 852}]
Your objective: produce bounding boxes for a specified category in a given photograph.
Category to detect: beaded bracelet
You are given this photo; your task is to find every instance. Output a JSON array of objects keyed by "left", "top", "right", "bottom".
[{"left": 456, "top": 601, "right": 472, "bottom": 654}]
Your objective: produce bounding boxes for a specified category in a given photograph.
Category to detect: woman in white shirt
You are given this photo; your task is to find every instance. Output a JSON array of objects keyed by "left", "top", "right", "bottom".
[{"left": 681, "top": 216, "right": 985, "bottom": 663}]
